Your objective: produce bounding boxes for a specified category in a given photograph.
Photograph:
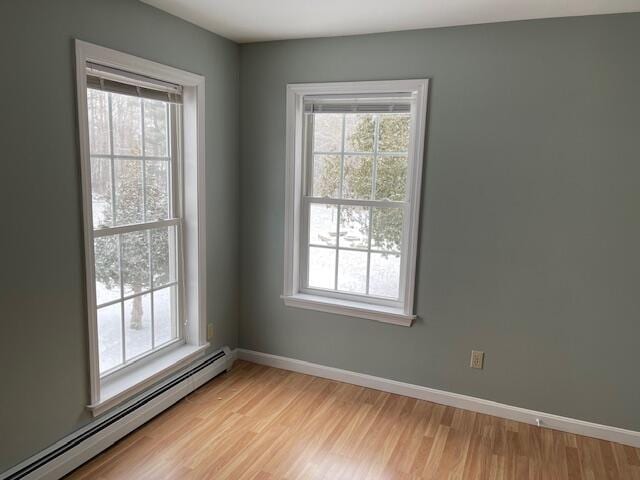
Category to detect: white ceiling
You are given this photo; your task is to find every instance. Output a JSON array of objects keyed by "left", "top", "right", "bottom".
[{"left": 141, "top": 0, "right": 640, "bottom": 43}]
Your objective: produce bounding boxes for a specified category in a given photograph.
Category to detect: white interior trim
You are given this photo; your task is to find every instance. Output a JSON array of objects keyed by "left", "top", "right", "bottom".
[
  {"left": 88, "top": 343, "right": 208, "bottom": 416},
  {"left": 236, "top": 348, "right": 640, "bottom": 449},
  {"left": 282, "top": 293, "right": 414, "bottom": 326},
  {"left": 74, "top": 39, "right": 207, "bottom": 414},
  {"left": 283, "top": 80, "right": 429, "bottom": 325}
]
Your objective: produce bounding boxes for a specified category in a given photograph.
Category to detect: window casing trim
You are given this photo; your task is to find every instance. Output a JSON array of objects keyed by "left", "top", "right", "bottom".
[
  {"left": 75, "top": 40, "right": 208, "bottom": 413},
  {"left": 283, "top": 80, "right": 429, "bottom": 326},
  {"left": 282, "top": 293, "right": 415, "bottom": 327}
]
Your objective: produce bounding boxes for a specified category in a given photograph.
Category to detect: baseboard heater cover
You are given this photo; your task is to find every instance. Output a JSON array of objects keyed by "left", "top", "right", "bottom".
[{"left": 1, "top": 346, "right": 234, "bottom": 480}]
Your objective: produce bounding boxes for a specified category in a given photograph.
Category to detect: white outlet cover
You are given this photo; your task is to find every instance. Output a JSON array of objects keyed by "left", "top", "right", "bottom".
[{"left": 470, "top": 350, "right": 484, "bottom": 369}]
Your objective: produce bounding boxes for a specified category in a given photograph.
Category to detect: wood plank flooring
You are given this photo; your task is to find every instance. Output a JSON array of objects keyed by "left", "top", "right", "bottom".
[{"left": 66, "top": 360, "right": 640, "bottom": 480}]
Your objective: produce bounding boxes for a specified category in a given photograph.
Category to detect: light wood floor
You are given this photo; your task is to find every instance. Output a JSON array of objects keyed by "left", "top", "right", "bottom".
[{"left": 67, "top": 360, "right": 640, "bottom": 480}]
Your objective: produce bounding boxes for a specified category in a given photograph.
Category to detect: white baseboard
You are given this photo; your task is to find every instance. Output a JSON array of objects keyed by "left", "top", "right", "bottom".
[
  {"left": 236, "top": 348, "right": 640, "bottom": 448},
  {"left": 1, "top": 348, "right": 232, "bottom": 480}
]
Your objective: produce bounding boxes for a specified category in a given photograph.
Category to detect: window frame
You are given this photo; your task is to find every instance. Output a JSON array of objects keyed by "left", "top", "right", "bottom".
[
  {"left": 89, "top": 93, "right": 183, "bottom": 380},
  {"left": 75, "top": 40, "right": 208, "bottom": 415},
  {"left": 282, "top": 80, "right": 429, "bottom": 327}
]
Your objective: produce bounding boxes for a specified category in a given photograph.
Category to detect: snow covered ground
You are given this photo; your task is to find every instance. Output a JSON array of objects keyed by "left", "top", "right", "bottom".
[
  {"left": 96, "top": 283, "right": 176, "bottom": 373},
  {"left": 308, "top": 205, "right": 400, "bottom": 298}
]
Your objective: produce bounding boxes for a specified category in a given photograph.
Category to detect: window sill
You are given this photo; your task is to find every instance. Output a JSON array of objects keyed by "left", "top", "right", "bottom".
[
  {"left": 88, "top": 343, "right": 209, "bottom": 416},
  {"left": 282, "top": 293, "right": 415, "bottom": 326}
]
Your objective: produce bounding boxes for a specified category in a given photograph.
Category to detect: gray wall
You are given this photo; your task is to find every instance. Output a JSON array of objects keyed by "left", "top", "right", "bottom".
[
  {"left": 1, "top": 3, "right": 639, "bottom": 472},
  {"left": 0, "top": 0, "right": 239, "bottom": 471},
  {"left": 238, "top": 14, "right": 640, "bottom": 432}
]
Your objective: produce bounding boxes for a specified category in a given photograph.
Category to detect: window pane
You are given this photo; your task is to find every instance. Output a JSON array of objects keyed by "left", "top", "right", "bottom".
[
  {"left": 312, "top": 155, "right": 340, "bottom": 198},
  {"left": 372, "top": 207, "right": 403, "bottom": 253},
  {"left": 112, "top": 94, "right": 142, "bottom": 156},
  {"left": 94, "top": 236, "right": 120, "bottom": 305},
  {"left": 87, "top": 74, "right": 182, "bottom": 372},
  {"left": 308, "top": 247, "right": 335, "bottom": 290},
  {"left": 313, "top": 113, "right": 343, "bottom": 152},
  {"left": 309, "top": 204, "right": 337, "bottom": 246},
  {"left": 378, "top": 114, "right": 410, "bottom": 153},
  {"left": 143, "top": 99, "right": 168, "bottom": 157},
  {"left": 342, "top": 155, "right": 372, "bottom": 200},
  {"left": 121, "top": 231, "right": 150, "bottom": 296},
  {"left": 151, "top": 227, "right": 176, "bottom": 287},
  {"left": 114, "top": 158, "right": 144, "bottom": 225},
  {"left": 153, "top": 286, "right": 177, "bottom": 347},
  {"left": 375, "top": 156, "right": 408, "bottom": 201},
  {"left": 91, "top": 157, "right": 112, "bottom": 228},
  {"left": 145, "top": 160, "right": 169, "bottom": 221},
  {"left": 98, "top": 303, "right": 122, "bottom": 373},
  {"left": 337, "top": 250, "right": 367, "bottom": 294},
  {"left": 87, "top": 89, "right": 110, "bottom": 155},
  {"left": 339, "top": 206, "right": 369, "bottom": 250},
  {"left": 369, "top": 253, "right": 401, "bottom": 298},
  {"left": 124, "top": 293, "right": 152, "bottom": 360},
  {"left": 345, "top": 114, "right": 374, "bottom": 153}
]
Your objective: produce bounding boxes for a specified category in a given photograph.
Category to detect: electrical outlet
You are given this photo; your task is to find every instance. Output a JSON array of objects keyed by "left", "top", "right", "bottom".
[
  {"left": 207, "top": 324, "right": 214, "bottom": 340},
  {"left": 470, "top": 350, "right": 484, "bottom": 369}
]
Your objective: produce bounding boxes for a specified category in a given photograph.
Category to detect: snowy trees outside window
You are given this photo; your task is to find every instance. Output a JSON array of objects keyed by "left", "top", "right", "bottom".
[
  {"left": 87, "top": 88, "right": 180, "bottom": 374},
  {"left": 306, "top": 112, "right": 410, "bottom": 299}
]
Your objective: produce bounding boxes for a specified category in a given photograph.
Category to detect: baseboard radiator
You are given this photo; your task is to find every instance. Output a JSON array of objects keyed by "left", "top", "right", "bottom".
[{"left": 1, "top": 347, "right": 234, "bottom": 480}]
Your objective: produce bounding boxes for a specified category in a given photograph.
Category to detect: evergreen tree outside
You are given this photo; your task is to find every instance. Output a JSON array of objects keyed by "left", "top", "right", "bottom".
[
  {"left": 312, "top": 113, "right": 409, "bottom": 254},
  {"left": 89, "top": 89, "right": 173, "bottom": 338},
  {"left": 308, "top": 112, "right": 410, "bottom": 298}
]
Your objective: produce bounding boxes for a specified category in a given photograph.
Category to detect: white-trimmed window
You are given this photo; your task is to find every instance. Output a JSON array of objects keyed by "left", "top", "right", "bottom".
[
  {"left": 283, "top": 80, "right": 429, "bottom": 326},
  {"left": 76, "top": 41, "right": 208, "bottom": 415}
]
